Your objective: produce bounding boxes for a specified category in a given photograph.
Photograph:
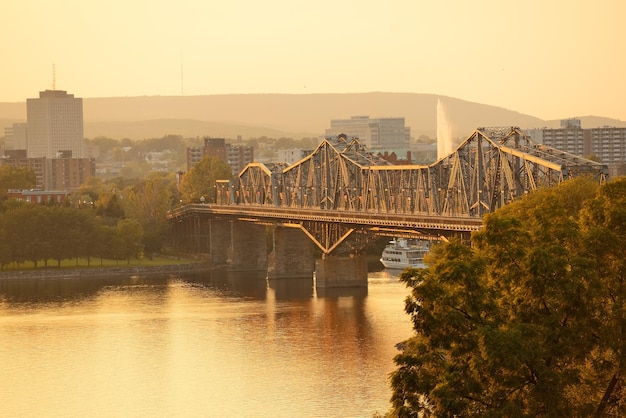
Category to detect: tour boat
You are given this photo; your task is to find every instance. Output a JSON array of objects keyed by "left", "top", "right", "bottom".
[{"left": 380, "top": 238, "right": 430, "bottom": 269}]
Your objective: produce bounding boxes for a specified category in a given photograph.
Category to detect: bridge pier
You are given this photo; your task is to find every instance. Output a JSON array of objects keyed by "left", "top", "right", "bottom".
[
  {"left": 314, "top": 253, "right": 368, "bottom": 289},
  {"left": 209, "top": 219, "right": 230, "bottom": 267},
  {"left": 267, "top": 227, "right": 315, "bottom": 279},
  {"left": 228, "top": 221, "right": 267, "bottom": 271}
]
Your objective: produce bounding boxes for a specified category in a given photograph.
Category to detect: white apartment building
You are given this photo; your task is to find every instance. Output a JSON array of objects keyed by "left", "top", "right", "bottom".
[
  {"left": 26, "top": 90, "right": 84, "bottom": 158},
  {"left": 325, "top": 116, "right": 410, "bottom": 152},
  {"left": 277, "top": 148, "right": 311, "bottom": 165}
]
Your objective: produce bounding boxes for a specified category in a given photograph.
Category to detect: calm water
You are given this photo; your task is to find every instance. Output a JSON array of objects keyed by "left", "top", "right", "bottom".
[{"left": 0, "top": 268, "right": 413, "bottom": 417}]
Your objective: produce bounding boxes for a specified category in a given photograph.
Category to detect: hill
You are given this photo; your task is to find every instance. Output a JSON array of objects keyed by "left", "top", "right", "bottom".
[{"left": 1, "top": 93, "right": 624, "bottom": 140}]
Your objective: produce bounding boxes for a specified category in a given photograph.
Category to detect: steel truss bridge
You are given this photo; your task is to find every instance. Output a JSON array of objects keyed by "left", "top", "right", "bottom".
[{"left": 169, "top": 127, "right": 608, "bottom": 255}]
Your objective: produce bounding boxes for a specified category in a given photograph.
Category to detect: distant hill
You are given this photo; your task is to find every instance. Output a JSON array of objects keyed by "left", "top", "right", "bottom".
[{"left": 1, "top": 93, "right": 624, "bottom": 140}]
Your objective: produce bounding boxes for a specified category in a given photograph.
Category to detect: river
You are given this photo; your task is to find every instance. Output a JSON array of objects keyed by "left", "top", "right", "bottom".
[{"left": 0, "top": 267, "right": 413, "bottom": 417}]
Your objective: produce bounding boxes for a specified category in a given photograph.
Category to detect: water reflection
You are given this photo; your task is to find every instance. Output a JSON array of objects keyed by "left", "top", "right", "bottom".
[
  {"left": 0, "top": 275, "right": 163, "bottom": 304},
  {"left": 182, "top": 269, "right": 269, "bottom": 299},
  {"left": 0, "top": 268, "right": 412, "bottom": 417},
  {"left": 267, "top": 277, "right": 315, "bottom": 300}
]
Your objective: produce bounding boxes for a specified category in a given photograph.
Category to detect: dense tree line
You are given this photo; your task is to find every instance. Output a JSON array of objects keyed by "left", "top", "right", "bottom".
[
  {"left": 388, "top": 176, "right": 626, "bottom": 417},
  {"left": 0, "top": 155, "right": 233, "bottom": 268},
  {"left": 0, "top": 201, "right": 143, "bottom": 268}
]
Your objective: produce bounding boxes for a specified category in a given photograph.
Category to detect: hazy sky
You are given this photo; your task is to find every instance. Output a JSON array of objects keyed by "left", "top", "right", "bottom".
[{"left": 2, "top": 0, "right": 624, "bottom": 120}]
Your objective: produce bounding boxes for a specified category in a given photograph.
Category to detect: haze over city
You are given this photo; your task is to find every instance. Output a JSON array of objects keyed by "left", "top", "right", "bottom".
[{"left": 2, "top": 0, "right": 625, "bottom": 121}]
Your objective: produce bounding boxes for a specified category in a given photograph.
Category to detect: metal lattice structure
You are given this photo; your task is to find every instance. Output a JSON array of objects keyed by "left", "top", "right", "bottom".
[
  {"left": 205, "top": 126, "right": 608, "bottom": 254},
  {"left": 222, "top": 127, "right": 607, "bottom": 215}
]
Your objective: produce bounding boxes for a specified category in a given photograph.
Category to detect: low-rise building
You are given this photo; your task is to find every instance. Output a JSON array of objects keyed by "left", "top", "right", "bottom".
[
  {"left": 187, "top": 137, "right": 254, "bottom": 176},
  {"left": 0, "top": 155, "right": 95, "bottom": 190}
]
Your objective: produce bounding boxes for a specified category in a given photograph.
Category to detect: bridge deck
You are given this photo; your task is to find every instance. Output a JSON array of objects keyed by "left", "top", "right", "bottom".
[{"left": 169, "top": 204, "right": 484, "bottom": 233}]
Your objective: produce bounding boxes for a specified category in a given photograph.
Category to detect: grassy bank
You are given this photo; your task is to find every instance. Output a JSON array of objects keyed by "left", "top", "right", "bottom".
[{"left": 0, "top": 255, "right": 198, "bottom": 272}]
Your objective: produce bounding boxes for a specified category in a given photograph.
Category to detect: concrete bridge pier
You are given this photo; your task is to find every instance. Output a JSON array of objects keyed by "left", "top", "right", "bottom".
[
  {"left": 228, "top": 221, "right": 268, "bottom": 271},
  {"left": 314, "top": 253, "right": 368, "bottom": 289},
  {"left": 267, "top": 227, "right": 315, "bottom": 279},
  {"left": 209, "top": 219, "right": 231, "bottom": 267}
]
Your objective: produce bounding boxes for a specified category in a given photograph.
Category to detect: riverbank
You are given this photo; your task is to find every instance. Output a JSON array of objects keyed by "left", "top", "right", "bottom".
[{"left": 0, "top": 262, "right": 212, "bottom": 280}]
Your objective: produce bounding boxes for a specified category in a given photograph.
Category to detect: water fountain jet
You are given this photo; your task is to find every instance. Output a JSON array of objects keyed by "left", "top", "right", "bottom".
[{"left": 436, "top": 98, "right": 454, "bottom": 160}]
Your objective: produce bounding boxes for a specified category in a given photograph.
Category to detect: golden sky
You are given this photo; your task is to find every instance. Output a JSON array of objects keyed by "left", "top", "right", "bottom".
[{"left": 1, "top": 0, "right": 624, "bottom": 120}]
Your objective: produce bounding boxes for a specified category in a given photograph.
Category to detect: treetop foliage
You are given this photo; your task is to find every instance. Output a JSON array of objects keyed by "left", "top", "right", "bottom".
[
  {"left": 390, "top": 176, "right": 626, "bottom": 417},
  {"left": 179, "top": 155, "right": 232, "bottom": 203},
  {"left": 0, "top": 165, "right": 37, "bottom": 199}
]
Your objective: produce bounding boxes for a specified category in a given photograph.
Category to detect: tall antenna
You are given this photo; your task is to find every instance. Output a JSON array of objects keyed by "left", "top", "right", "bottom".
[{"left": 52, "top": 63, "right": 56, "bottom": 90}]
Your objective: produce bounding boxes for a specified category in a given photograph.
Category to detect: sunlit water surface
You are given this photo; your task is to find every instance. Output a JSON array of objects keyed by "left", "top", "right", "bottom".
[{"left": 0, "top": 268, "right": 412, "bottom": 417}]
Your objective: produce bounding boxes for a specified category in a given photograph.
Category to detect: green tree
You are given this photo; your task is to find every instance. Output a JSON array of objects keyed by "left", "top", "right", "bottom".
[
  {"left": 3, "top": 203, "right": 48, "bottom": 267},
  {"left": 116, "top": 218, "right": 144, "bottom": 263},
  {"left": 95, "top": 192, "right": 125, "bottom": 224},
  {"left": 579, "top": 179, "right": 626, "bottom": 415},
  {"left": 179, "top": 156, "right": 232, "bottom": 203},
  {"left": 0, "top": 166, "right": 37, "bottom": 199},
  {"left": 0, "top": 219, "right": 11, "bottom": 269},
  {"left": 86, "top": 136, "right": 119, "bottom": 156},
  {"left": 389, "top": 176, "right": 626, "bottom": 417},
  {"left": 124, "top": 171, "right": 177, "bottom": 254}
]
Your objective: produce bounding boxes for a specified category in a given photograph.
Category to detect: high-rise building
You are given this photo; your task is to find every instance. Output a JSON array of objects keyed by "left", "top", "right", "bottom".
[
  {"left": 26, "top": 90, "right": 84, "bottom": 159},
  {"left": 325, "top": 116, "right": 410, "bottom": 153},
  {"left": 526, "top": 118, "right": 626, "bottom": 177}
]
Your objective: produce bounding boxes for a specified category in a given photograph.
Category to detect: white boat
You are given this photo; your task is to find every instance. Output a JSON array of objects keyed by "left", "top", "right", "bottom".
[{"left": 380, "top": 238, "right": 430, "bottom": 269}]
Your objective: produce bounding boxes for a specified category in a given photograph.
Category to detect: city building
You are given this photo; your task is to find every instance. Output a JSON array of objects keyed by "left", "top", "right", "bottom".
[
  {"left": 6, "top": 189, "right": 70, "bottom": 203},
  {"left": 0, "top": 156, "right": 47, "bottom": 189},
  {"left": 0, "top": 88, "right": 96, "bottom": 193},
  {"left": 47, "top": 157, "right": 96, "bottom": 190},
  {"left": 4, "top": 123, "right": 28, "bottom": 150},
  {"left": 0, "top": 155, "right": 95, "bottom": 190},
  {"left": 325, "top": 116, "right": 410, "bottom": 153},
  {"left": 187, "top": 137, "right": 254, "bottom": 176},
  {"left": 277, "top": 149, "right": 312, "bottom": 165},
  {"left": 525, "top": 118, "right": 626, "bottom": 177},
  {"left": 26, "top": 89, "right": 84, "bottom": 159}
]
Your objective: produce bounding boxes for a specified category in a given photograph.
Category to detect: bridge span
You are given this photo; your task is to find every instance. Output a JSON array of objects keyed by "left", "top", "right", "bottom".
[{"left": 168, "top": 127, "right": 608, "bottom": 288}]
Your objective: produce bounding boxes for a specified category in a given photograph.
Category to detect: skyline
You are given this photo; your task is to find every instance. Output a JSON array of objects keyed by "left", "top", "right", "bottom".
[{"left": 1, "top": 0, "right": 625, "bottom": 121}]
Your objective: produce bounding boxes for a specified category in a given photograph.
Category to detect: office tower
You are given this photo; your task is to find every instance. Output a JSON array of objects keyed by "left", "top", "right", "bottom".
[{"left": 26, "top": 90, "right": 84, "bottom": 158}]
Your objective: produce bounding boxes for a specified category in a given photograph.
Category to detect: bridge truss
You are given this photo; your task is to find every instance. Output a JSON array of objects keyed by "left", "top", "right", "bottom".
[{"left": 207, "top": 126, "right": 608, "bottom": 254}]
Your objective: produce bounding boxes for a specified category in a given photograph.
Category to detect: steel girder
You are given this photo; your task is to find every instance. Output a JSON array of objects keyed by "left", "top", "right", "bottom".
[{"left": 220, "top": 127, "right": 608, "bottom": 253}]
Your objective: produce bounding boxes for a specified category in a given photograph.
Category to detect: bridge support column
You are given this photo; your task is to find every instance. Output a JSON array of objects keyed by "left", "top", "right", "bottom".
[
  {"left": 228, "top": 221, "right": 267, "bottom": 271},
  {"left": 268, "top": 227, "right": 315, "bottom": 279},
  {"left": 315, "top": 254, "right": 368, "bottom": 288},
  {"left": 209, "top": 219, "right": 231, "bottom": 267}
]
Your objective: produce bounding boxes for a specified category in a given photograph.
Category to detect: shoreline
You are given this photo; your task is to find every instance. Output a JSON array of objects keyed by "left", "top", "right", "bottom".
[{"left": 0, "top": 262, "right": 213, "bottom": 280}]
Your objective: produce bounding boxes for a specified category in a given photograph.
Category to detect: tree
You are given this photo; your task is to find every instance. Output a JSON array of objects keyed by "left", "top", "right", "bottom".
[
  {"left": 123, "top": 171, "right": 177, "bottom": 254},
  {"left": 389, "top": 176, "right": 626, "bottom": 417},
  {"left": 579, "top": 179, "right": 626, "bottom": 415},
  {"left": 116, "top": 218, "right": 144, "bottom": 263},
  {"left": 3, "top": 203, "right": 48, "bottom": 267},
  {"left": 0, "top": 166, "right": 37, "bottom": 199},
  {"left": 0, "top": 218, "right": 11, "bottom": 269},
  {"left": 179, "top": 156, "right": 232, "bottom": 203}
]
